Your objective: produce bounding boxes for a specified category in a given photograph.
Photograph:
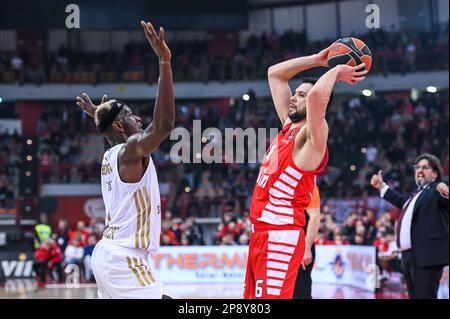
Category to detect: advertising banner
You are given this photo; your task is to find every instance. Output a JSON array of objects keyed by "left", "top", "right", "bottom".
[
  {"left": 312, "top": 245, "right": 377, "bottom": 292},
  {"left": 150, "top": 245, "right": 248, "bottom": 284},
  {"left": 150, "top": 245, "right": 376, "bottom": 292},
  {"left": 0, "top": 251, "right": 35, "bottom": 279}
]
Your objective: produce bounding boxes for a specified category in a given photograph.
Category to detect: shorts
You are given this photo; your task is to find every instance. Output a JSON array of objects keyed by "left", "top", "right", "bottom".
[
  {"left": 243, "top": 228, "right": 305, "bottom": 299},
  {"left": 91, "top": 238, "right": 172, "bottom": 299}
]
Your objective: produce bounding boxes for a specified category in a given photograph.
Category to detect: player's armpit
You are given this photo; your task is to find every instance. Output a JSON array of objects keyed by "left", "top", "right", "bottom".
[{"left": 305, "top": 119, "right": 329, "bottom": 152}]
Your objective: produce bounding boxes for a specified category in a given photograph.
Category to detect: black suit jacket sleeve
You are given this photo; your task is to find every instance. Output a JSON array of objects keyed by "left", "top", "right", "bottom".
[
  {"left": 438, "top": 193, "right": 449, "bottom": 212},
  {"left": 382, "top": 187, "right": 409, "bottom": 209}
]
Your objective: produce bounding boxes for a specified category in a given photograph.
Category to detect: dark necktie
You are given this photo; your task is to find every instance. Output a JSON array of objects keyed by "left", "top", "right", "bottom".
[{"left": 396, "top": 187, "right": 423, "bottom": 249}]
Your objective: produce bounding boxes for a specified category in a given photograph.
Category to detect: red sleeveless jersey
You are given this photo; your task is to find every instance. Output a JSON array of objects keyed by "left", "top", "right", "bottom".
[{"left": 250, "top": 122, "right": 328, "bottom": 230}]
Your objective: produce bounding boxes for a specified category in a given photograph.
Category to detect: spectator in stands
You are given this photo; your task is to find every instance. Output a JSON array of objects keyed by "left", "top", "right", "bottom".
[
  {"left": 238, "top": 233, "right": 249, "bottom": 245},
  {"left": 83, "top": 234, "right": 97, "bottom": 283},
  {"left": 33, "top": 238, "right": 64, "bottom": 287},
  {"left": 331, "top": 233, "right": 350, "bottom": 245},
  {"left": 53, "top": 219, "right": 70, "bottom": 253},
  {"left": 220, "top": 233, "right": 237, "bottom": 246},
  {"left": 64, "top": 237, "right": 84, "bottom": 266},
  {"left": 352, "top": 233, "right": 366, "bottom": 246},
  {"left": 10, "top": 53, "right": 24, "bottom": 84},
  {"left": 34, "top": 219, "right": 52, "bottom": 249},
  {"left": 160, "top": 220, "right": 179, "bottom": 246},
  {"left": 68, "top": 221, "right": 91, "bottom": 247},
  {"left": 314, "top": 229, "right": 329, "bottom": 245},
  {"left": 185, "top": 217, "right": 205, "bottom": 245}
]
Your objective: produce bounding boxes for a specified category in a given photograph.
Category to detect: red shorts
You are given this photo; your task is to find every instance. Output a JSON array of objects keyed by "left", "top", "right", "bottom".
[{"left": 243, "top": 228, "right": 305, "bottom": 299}]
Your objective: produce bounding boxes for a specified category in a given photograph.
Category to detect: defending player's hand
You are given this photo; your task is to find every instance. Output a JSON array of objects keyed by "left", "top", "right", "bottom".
[
  {"left": 436, "top": 182, "right": 449, "bottom": 197},
  {"left": 370, "top": 170, "right": 384, "bottom": 190},
  {"left": 336, "top": 63, "right": 368, "bottom": 85},
  {"left": 141, "top": 21, "right": 171, "bottom": 62},
  {"left": 76, "top": 92, "right": 109, "bottom": 118},
  {"left": 301, "top": 247, "right": 313, "bottom": 270}
]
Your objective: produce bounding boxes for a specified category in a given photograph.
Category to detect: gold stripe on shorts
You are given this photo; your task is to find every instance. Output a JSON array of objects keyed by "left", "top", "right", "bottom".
[
  {"left": 126, "top": 257, "right": 145, "bottom": 287},
  {"left": 135, "top": 257, "right": 151, "bottom": 285},
  {"left": 139, "top": 258, "right": 155, "bottom": 284}
]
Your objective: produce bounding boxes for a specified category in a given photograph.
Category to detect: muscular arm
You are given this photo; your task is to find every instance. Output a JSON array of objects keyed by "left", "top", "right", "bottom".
[
  {"left": 304, "top": 67, "right": 339, "bottom": 152},
  {"left": 121, "top": 22, "right": 175, "bottom": 162},
  {"left": 268, "top": 55, "right": 323, "bottom": 125},
  {"left": 305, "top": 207, "right": 320, "bottom": 251},
  {"left": 305, "top": 64, "right": 367, "bottom": 154},
  {"left": 122, "top": 61, "right": 175, "bottom": 160}
]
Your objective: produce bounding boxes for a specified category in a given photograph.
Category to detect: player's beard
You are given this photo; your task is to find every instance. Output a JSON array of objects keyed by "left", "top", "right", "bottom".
[{"left": 288, "top": 107, "right": 306, "bottom": 123}]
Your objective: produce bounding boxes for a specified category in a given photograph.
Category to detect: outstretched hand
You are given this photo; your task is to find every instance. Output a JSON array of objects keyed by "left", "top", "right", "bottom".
[
  {"left": 76, "top": 93, "right": 109, "bottom": 118},
  {"left": 141, "top": 20, "right": 171, "bottom": 62}
]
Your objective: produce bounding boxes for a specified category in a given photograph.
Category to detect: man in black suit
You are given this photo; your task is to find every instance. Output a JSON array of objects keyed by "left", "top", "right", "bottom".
[{"left": 370, "top": 153, "right": 449, "bottom": 299}]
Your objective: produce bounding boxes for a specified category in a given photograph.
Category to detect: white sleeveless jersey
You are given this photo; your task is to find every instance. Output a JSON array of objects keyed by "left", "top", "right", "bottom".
[{"left": 100, "top": 144, "right": 161, "bottom": 256}]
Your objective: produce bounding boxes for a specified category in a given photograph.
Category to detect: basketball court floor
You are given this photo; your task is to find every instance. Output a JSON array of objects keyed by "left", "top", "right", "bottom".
[{"left": 1, "top": 280, "right": 414, "bottom": 299}]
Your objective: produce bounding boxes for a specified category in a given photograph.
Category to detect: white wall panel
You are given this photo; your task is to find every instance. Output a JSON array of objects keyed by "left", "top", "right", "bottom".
[
  {"left": 306, "top": 3, "right": 338, "bottom": 41},
  {"left": 372, "top": 0, "right": 400, "bottom": 31},
  {"left": 273, "top": 6, "right": 304, "bottom": 34},
  {"left": 339, "top": 0, "right": 370, "bottom": 36}
]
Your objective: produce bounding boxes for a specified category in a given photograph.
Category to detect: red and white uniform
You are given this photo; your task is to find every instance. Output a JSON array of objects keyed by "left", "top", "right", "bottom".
[{"left": 244, "top": 122, "right": 328, "bottom": 299}]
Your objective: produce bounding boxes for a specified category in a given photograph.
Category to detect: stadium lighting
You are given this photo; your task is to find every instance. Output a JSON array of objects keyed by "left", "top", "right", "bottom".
[
  {"left": 361, "top": 147, "right": 367, "bottom": 154},
  {"left": 410, "top": 88, "right": 419, "bottom": 101},
  {"left": 0, "top": 97, "right": 3, "bottom": 103},
  {"left": 184, "top": 187, "right": 191, "bottom": 193},
  {"left": 26, "top": 155, "right": 33, "bottom": 161},
  {"left": 242, "top": 94, "right": 250, "bottom": 101},
  {"left": 26, "top": 139, "right": 33, "bottom": 145},
  {"left": 426, "top": 86, "right": 438, "bottom": 93},
  {"left": 362, "top": 89, "right": 372, "bottom": 97},
  {"left": 350, "top": 165, "right": 356, "bottom": 171}
]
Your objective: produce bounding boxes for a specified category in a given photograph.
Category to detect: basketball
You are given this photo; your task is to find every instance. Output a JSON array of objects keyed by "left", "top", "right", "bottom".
[{"left": 327, "top": 37, "right": 372, "bottom": 72}]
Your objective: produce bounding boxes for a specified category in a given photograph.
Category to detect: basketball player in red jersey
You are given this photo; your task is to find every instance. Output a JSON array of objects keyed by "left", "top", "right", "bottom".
[{"left": 243, "top": 47, "right": 368, "bottom": 299}]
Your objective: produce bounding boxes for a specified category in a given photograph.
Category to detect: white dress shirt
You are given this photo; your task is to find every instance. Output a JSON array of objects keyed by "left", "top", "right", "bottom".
[{"left": 380, "top": 184, "right": 426, "bottom": 251}]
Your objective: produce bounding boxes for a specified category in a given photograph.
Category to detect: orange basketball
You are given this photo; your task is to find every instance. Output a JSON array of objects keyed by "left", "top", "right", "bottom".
[{"left": 327, "top": 37, "right": 372, "bottom": 72}]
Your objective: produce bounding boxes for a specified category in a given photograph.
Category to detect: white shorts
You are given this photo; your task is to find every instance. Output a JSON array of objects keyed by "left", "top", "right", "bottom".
[{"left": 92, "top": 238, "right": 172, "bottom": 299}]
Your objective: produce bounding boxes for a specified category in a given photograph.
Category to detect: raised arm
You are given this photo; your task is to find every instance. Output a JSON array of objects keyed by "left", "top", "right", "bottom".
[
  {"left": 306, "top": 63, "right": 367, "bottom": 151},
  {"left": 122, "top": 21, "right": 175, "bottom": 160},
  {"left": 268, "top": 47, "right": 330, "bottom": 125}
]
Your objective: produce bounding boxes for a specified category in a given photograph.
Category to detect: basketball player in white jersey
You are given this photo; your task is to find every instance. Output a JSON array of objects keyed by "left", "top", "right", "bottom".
[{"left": 75, "top": 21, "right": 174, "bottom": 299}]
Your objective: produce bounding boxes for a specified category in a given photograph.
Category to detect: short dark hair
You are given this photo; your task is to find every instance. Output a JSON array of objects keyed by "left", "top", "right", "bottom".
[
  {"left": 415, "top": 153, "right": 443, "bottom": 181},
  {"left": 301, "top": 78, "right": 334, "bottom": 110}
]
